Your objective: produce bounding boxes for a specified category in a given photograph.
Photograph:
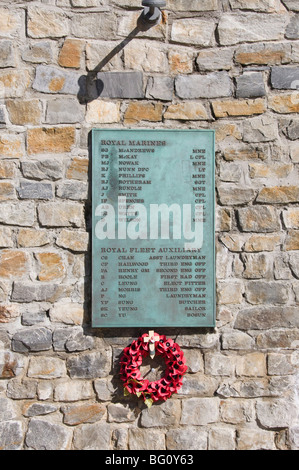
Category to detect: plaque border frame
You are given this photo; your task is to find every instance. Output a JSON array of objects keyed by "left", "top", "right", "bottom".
[{"left": 91, "top": 128, "right": 216, "bottom": 328}]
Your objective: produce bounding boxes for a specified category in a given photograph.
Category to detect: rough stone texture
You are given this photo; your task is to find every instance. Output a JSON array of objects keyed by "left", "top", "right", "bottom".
[
  {"left": 283, "top": 0, "right": 299, "bottom": 11},
  {"left": 237, "top": 206, "right": 280, "bottom": 232},
  {"left": 166, "top": 427, "right": 207, "bottom": 450},
  {"left": 27, "top": 5, "right": 69, "bottom": 39},
  {"left": 22, "top": 41, "right": 54, "bottom": 64},
  {"left": 26, "top": 418, "right": 72, "bottom": 450},
  {"left": 6, "top": 99, "right": 41, "bottom": 126},
  {"left": 27, "top": 127, "right": 75, "bottom": 155},
  {"left": 54, "top": 380, "right": 94, "bottom": 402},
  {"left": 0, "top": 202, "right": 35, "bottom": 226},
  {"left": 58, "top": 39, "right": 84, "bottom": 69},
  {"left": 237, "top": 428, "right": 276, "bottom": 450},
  {"left": 213, "top": 99, "right": 266, "bottom": 118},
  {"left": 218, "top": 14, "right": 289, "bottom": 45},
  {"left": 33, "top": 65, "right": 81, "bottom": 95},
  {"left": 257, "top": 186, "right": 299, "bottom": 204},
  {"left": 67, "top": 350, "right": 111, "bottom": 379},
  {"left": 12, "top": 327, "right": 52, "bottom": 353},
  {"left": 17, "top": 228, "right": 50, "bottom": 248},
  {"left": 164, "top": 102, "right": 209, "bottom": 120},
  {"left": 71, "top": 13, "right": 116, "bottom": 40},
  {"left": 0, "top": 40, "right": 16, "bottom": 68},
  {"left": 27, "top": 356, "right": 67, "bottom": 379},
  {"left": 97, "top": 72, "right": 144, "bottom": 99},
  {"left": 62, "top": 403, "right": 105, "bottom": 426},
  {"left": 53, "top": 326, "right": 94, "bottom": 352},
  {"left": 256, "top": 399, "right": 294, "bottom": 429},
  {"left": 0, "top": 421, "right": 24, "bottom": 450},
  {"left": 236, "top": 73, "right": 266, "bottom": 98},
  {"left": 229, "top": 0, "right": 285, "bottom": 12},
  {"left": 235, "top": 42, "right": 292, "bottom": 66},
  {"left": 38, "top": 202, "right": 84, "bottom": 228},
  {"left": 86, "top": 100, "right": 121, "bottom": 124},
  {"left": 236, "top": 306, "right": 299, "bottom": 329},
  {"left": 0, "top": 0, "right": 298, "bottom": 452},
  {"left": 49, "top": 302, "right": 84, "bottom": 325},
  {"left": 124, "top": 102, "right": 163, "bottom": 124},
  {"left": 271, "top": 67, "right": 299, "bottom": 89},
  {"left": 168, "top": 0, "right": 218, "bottom": 11},
  {"left": 0, "top": 134, "right": 24, "bottom": 159},
  {"left": 197, "top": 48, "right": 234, "bottom": 71},
  {"left": 46, "top": 98, "right": 84, "bottom": 124},
  {"left": 146, "top": 76, "right": 174, "bottom": 101},
  {"left": 18, "top": 182, "right": 53, "bottom": 200},
  {"left": 243, "top": 115, "right": 278, "bottom": 142},
  {"left": 128, "top": 428, "right": 165, "bottom": 450},
  {"left": 269, "top": 93, "right": 299, "bottom": 113},
  {"left": 181, "top": 398, "right": 220, "bottom": 425},
  {"left": 0, "top": 250, "right": 28, "bottom": 279},
  {"left": 171, "top": 19, "right": 216, "bottom": 46},
  {"left": 285, "top": 15, "right": 299, "bottom": 39},
  {"left": 73, "top": 422, "right": 111, "bottom": 450},
  {"left": 0, "top": 69, "right": 31, "bottom": 98},
  {"left": 140, "top": 400, "right": 181, "bottom": 428},
  {"left": 21, "top": 160, "right": 64, "bottom": 181},
  {"left": 175, "top": 72, "right": 233, "bottom": 99}
]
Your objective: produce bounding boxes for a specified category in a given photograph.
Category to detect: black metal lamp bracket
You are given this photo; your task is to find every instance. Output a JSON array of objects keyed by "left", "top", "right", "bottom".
[{"left": 140, "top": 0, "right": 166, "bottom": 27}]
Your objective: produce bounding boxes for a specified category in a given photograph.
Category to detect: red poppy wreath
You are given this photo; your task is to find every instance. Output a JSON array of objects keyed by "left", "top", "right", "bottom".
[{"left": 119, "top": 332, "right": 187, "bottom": 408}]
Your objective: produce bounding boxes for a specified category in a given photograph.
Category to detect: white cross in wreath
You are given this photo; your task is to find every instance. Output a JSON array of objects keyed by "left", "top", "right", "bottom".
[{"left": 143, "top": 330, "right": 160, "bottom": 359}]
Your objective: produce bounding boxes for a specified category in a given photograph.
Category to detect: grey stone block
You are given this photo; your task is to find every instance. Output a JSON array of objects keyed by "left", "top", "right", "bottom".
[
  {"left": 235, "top": 306, "right": 299, "bottom": 330},
  {"left": 71, "top": 12, "right": 116, "bottom": 40},
  {"left": 56, "top": 181, "right": 88, "bottom": 200},
  {"left": 6, "top": 381, "right": 37, "bottom": 400},
  {"left": 21, "top": 160, "right": 64, "bottom": 181},
  {"left": 96, "top": 71, "right": 144, "bottom": 98},
  {"left": 22, "top": 41, "right": 54, "bottom": 64},
  {"left": 12, "top": 327, "right": 52, "bottom": 353},
  {"left": 281, "top": 119, "right": 299, "bottom": 140},
  {"left": 26, "top": 418, "right": 72, "bottom": 450},
  {"left": 73, "top": 422, "right": 111, "bottom": 450},
  {"left": 285, "top": 15, "right": 299, "bottom": 39},
  {"left": 0, "top": 40, "right": 16, "bottom": 68},
  {"left": 146, "top": 76, "right": 174, "bottom": 101},
  {"left": 0, "top": 421, "right": 24, "bottom": 451},
  {"left": 271, "top": 66, "right": 299, "bottom": 89},
  {"left": 53, "top": 327, "right": 94, "bottom": 352},
  {"left": 0, "top": 398, "right": 17, "bottom": 422},
  {"left": 175, "top": 72, "right": 233, "bottom": 99},
  {"left": 282, "top": 0, "right": 299, "bottom": 11},
  {"left": 243, "top": 115, "right": 278, "bottom": 143},
  {"left": 23, "top": 403, "right": 58, "bottom": 417},
  {"left": 236, "top": 72, "right": 266, "bottom": 98},
  {"left": 33, "top": 65, "right": 83, "bottom": 95},
  {"left": 67, "top": 351, "right": 111, "bottom": 379},
  {"left": 12, "top": 282, "right": 64, "bottom": 303},
  {"left": 22, "top": 308, "right": 48, "bottom": 326},
  {"left": 18, "top": 181, "right": 53, "bottom": 200},
  {"left": 46, "top": 98, "right": 85, "bottom": 124}
]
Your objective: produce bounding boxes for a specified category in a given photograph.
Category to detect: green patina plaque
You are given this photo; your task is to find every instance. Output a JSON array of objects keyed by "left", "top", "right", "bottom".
[{"left": 92, "top": 129, "right": 215, "bottom": 328}]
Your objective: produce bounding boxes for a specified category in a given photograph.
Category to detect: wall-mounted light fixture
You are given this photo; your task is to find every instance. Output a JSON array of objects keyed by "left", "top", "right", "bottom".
[{"left": 140, "top": 0, "right": 166, "bottom": 27}]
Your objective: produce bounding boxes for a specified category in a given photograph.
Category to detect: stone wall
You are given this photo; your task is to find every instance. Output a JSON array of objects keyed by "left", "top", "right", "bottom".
[{"left": 0, "top": 0, "right": 299, "bottom": 450}]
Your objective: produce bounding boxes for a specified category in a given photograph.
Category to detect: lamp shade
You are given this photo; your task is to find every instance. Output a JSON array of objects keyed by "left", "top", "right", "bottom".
[{"left": 142, "top": 0, "right": 166, "bottom": 7}]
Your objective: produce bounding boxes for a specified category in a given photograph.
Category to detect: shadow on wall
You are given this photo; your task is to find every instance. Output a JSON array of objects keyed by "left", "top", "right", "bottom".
[{"left": 77, "top": 12, "right": 157, "bottom": 104}]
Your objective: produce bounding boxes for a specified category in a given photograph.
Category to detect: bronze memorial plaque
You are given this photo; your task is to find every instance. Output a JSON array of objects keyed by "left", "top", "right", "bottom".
[{"left": 92, "top": 129, "right": 215, "bottom": 328}]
